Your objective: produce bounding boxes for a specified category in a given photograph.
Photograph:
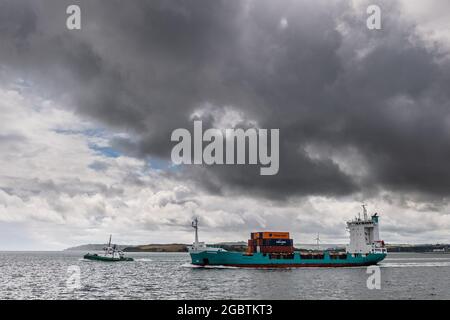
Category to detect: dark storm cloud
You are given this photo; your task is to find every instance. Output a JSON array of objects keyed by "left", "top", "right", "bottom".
[{"left": 1, "top": 0, "right": 450, "bottom": 199}]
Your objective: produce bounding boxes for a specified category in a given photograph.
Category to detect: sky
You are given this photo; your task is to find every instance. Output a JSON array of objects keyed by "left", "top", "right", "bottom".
[{"left": 0, "top": 0, "right": 450, "bottom": 250}]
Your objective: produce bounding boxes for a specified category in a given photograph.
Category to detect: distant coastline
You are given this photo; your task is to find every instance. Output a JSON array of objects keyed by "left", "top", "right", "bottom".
[
  {"left": 64, "top": 242, "right": 249, "bottom": 253},
  {"left": 64, "top": 242, "right": 450, "bottom": 253}
]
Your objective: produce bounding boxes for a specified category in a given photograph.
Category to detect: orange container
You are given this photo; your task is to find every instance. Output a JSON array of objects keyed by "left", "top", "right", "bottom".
[
  {"left": 250, "top": 232, "right": 290, "bottom": 239},
  {"left": 261, "top": 232, "right": 289, "bottom": 239},
  {"left": 251, "top": 232, "right": 263, "bottom": 239}
]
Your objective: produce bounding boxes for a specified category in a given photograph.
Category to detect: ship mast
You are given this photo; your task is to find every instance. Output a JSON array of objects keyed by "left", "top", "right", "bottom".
[
  {"left": 192, "top": 217, "right": 199, "bottom": 245},
  {"left": 362, "top": 204, "right": 368, "bottom": 221}
]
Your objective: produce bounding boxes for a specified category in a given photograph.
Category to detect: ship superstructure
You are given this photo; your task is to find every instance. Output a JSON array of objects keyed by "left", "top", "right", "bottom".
[
  {"left": 188, "top": 218, "right": 226, "bottom": 254},
  {"left": 346, "top": 205, "right": 386, "bottom": 254}
]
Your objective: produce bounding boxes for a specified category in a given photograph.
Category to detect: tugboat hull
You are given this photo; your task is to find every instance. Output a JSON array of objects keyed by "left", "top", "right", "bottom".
[{"left": 83, "top": 253, "right": 134, "bottom": 262}]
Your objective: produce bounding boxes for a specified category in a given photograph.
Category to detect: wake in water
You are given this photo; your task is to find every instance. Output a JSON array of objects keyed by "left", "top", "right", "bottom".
[
  {"left": 384, "top": 257, "right": 450, "bottom": 261},
  {"left": 380, "top": 261, "right": 450, "bottom": 268},
  {"left": 181, "top": 262, "right": 450, "bottom": 269},
  {"left": 134, "top": 258, "right": 153, "bottom": 262},
  {"left": 79, "top": 258, "right": 92, "bottom": 262}
]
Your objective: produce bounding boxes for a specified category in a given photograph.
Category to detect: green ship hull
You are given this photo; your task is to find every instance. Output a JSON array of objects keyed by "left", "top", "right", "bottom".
[
  {"left": 190, "top": 250, "right": 386, "bottom": 268},
  {"left": 83, "top": 253, "right": 134, "bottom": 262}
]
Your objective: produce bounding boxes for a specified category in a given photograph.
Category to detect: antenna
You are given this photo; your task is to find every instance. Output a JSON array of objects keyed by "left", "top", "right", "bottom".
[
  {"left": 108, "top": 234, "right": 112, "bottom": 247},
  {"left": 362, "top": 204, "right": 367, "bottom": 221},
  {"left": 192, "top": 217, "right": 199, "bottom": 244}
]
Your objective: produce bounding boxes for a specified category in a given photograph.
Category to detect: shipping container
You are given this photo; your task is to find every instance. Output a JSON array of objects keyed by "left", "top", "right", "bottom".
[
  {"left": 251, "top": 232, "right": 289, "bottom": 239},
  {"left": 255, "top": 238, "right": 264, "bottom": 246},
  {"left": 262, "top": 239, "right": 293, "bottom": 246},
  {"left": 300, "top": 253, "right": 325, "bottom": 259},
  {"left": 269, "top": 253, "right": 295, "bottom": 260},
  {"left": 261, "top": 232, "right": 290, "bottom": 239},
  {"left": 251, "top": 232, "right": 263, "bottom": 239},
  {"left": 258, "top": 247, "right": 291, "bottom": 253}
]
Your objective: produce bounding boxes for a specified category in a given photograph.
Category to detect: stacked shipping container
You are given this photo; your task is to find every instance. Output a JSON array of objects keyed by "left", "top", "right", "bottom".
[{"left": 247, "top": 232, "right": 294, "bottom": 254}]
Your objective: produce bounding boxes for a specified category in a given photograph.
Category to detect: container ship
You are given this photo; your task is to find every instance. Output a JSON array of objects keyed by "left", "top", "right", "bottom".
[{"left": 188, "top": 205, "right": 387, "bottom": 268}]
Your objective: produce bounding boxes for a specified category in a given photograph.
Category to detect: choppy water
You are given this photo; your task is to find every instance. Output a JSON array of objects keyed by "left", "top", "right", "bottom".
[{"left": 0, "top": 251, "right": 449, "bottom": 299}]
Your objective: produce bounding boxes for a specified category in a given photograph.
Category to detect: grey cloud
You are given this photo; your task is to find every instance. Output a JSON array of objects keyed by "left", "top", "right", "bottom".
[
  {"left": 88, "top": 160, "right": 110, "bottom": 172},
  {"left": 0, "top": 177, "right": 124, "bottom": 200},
  {"left": 1, "top": 0, "right": 450, "bottom": 200}
]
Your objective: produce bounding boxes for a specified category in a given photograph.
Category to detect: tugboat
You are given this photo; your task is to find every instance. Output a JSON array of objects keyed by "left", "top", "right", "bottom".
[
  {"left": 188, "top": 205, "right": 387, "bottom": 268},
  {"left": 83, "top": 235, "right": 134, "bottom": 262}
]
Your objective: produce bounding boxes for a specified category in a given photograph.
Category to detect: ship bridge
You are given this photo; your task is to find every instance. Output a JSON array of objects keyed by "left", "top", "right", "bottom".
[{"left": 346, "top": 205, "right": 386, "bottom": 255}]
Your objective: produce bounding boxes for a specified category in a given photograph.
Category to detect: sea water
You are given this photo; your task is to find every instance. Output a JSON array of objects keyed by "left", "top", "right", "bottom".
[{"left": 0, "top": 251, "right": 448, "bottom": 299}]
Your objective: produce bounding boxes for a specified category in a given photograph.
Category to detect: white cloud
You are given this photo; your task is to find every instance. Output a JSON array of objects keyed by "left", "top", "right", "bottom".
[
  {"left": 0, "top": 86, "right": 449, "bottom": 250},
  {"left": 351, "top": 0, "right": 450, "bottom": 55},
  {"left": 191, "top": 102, "right": 259, "bottom": 129}
]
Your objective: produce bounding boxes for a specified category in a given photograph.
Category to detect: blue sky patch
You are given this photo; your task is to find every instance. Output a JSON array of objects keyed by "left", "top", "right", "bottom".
[{"left": 89, "top": 144, "right": 121, "bottom": 158}]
